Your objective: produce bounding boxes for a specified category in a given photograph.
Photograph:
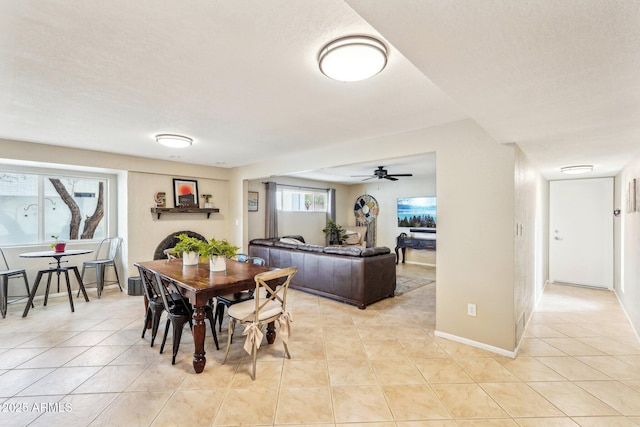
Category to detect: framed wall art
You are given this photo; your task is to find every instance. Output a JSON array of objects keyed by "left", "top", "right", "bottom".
[
  {"left": 248, "top": 191, "right": 259, "bottom": 212},
  {"left": 173, "top": 178, "right": 199, "bottom": 207}
]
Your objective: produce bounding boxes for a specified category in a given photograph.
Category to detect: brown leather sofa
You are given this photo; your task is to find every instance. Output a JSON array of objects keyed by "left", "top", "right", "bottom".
[{"left": 248, "top": 239, "right": 396, "bottom": 309}]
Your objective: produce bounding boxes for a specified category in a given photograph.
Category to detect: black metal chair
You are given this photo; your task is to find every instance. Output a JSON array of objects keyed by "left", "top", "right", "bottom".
[
  {"left": 0, "top": 248, "right": 33, "bottom": 318},
  {"left": 154, "top": 272, "right": 218, "bottom": 364},
  {"left": 136, "top": 264, "right": 166, "bottom": 347}
]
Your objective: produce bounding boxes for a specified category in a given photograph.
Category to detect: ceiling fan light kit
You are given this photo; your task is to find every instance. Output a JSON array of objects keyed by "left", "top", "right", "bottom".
[{"left": 352, "top": 166, "right": 413, "bottom": 181}]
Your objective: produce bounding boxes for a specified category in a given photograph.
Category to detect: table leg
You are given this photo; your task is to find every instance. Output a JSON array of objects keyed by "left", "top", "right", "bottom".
[
  {"left": 63, "top": 269, "right": 75, "bottom": 312},
  {"left": 70, "top": 266, "right": 89, "bottom": 302},
  {"left": 1, "top": 276, "right": 7, "bottom": 318},
  {"left": 22, "top": 271, "right": 44, "bottom": 317},
  {"left": 192, "top": 305, "right": 207, "bottom": 373},
  {"left": 44, "top": 271, "right": 53, "bottom": 306}
]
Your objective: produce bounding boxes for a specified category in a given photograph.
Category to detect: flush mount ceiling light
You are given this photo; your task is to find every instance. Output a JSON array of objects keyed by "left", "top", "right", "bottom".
[
  {"left": 155, "top": 134, "right": 193, "bottom": 148},
  {"left": 560, "top": 165, "right": 593, "bottom": 174},
  {"left": 318, "top": 35, "right": 388, "bottom": 82}
]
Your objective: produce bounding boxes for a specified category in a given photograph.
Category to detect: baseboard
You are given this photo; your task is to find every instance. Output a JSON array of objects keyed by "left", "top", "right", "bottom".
[
  {"left": 613, "top": 289, "right": 640, "bottom": 342},
  {"left": 434, "top": 330, "right": 517, "bottom": 359},
  {"left": 400, "top": 261, "right": 436, "bottom": 267}
]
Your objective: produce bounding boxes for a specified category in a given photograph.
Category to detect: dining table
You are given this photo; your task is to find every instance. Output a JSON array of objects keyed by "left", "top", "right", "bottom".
[
  {"left": 20, "top": 249, "right": 92, "bottom": 317},
  {"left": 137, "top": 257, "right": 272, "bottom": 373}
]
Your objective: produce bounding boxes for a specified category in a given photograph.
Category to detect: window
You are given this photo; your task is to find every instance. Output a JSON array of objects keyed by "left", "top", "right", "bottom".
[
  {"left": 276, "top": 188, "right": 327, "bottom": 212},
  {"left": 0, "top": 172, "right": 109, "bottom": 245}
]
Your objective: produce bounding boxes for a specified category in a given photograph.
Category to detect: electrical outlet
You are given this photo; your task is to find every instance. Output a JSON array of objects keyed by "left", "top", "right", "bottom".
[{"left": 467, "top": 303, "right": 477, "bottom": 317}]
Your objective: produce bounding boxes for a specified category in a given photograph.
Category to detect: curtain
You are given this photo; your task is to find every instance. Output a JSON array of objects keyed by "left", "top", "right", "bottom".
[
  {"left": 265, "top": 181, "right": 278, "bottom": 238},
  {"left": 326, "top": 188, "right": 336, "bottom": 245}
]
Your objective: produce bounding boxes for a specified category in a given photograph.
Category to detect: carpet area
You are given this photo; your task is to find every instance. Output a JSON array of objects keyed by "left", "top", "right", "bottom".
[{"left": 395, "top": 274, "right": 435, "bottom": 296}]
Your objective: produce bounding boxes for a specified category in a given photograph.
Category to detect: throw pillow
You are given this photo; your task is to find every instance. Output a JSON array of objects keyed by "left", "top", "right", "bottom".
[{"left": 344, "top": 231, "right": 361, "bottom": 245}]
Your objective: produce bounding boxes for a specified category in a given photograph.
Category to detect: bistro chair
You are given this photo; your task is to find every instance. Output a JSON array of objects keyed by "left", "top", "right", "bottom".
[
  {"left": 79, "top": 237, "right": 123, "bottom": 298},
  {"left": 214, "top": 255, "right": 267, "bottom": 332},
  {"left": 136, "top": 264, "right": 166, "bottom": 347},
  {"left": 0, "top": 248, "right": 33, "bottom": 318},
  {"left": 222, "top": 266, "right": 297, "bottom": 380},
  {"left": 155, "top": 272, "right": 219, "bottom": 364}
]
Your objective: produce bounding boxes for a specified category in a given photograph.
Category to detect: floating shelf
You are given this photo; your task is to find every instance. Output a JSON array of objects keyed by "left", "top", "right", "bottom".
[{"left": 150, "top": 207, "right": 220, "bottom": 219}]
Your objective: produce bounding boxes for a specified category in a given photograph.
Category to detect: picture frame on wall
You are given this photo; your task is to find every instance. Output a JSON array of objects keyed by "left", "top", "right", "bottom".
[
  {"left": 173, "top": 178, "right": 199, "bottom": 207},
  {"left": 248, "top": 191, "right": 259, "bottom": 212}
]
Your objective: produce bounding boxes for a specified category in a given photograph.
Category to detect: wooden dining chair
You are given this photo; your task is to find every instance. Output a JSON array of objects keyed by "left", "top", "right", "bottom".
[
  {"left": 0, "top": 248, "right": 33, "bottom": 318},
  {"left": 222, "top": 266, "right": 297, "bottom": 380}
]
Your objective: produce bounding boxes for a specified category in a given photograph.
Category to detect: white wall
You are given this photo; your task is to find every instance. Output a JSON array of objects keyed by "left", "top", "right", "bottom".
[
  {"left": 615, "top": 156, "right": 640, "bottom": 336},
  {"left": 233, "top": 120, "right": 521, "bottom": 352}
]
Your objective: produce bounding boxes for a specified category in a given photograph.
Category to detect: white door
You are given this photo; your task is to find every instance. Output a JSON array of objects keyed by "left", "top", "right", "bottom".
[{"left": 549, "top": 178, "right": 613, "bottom": 289}]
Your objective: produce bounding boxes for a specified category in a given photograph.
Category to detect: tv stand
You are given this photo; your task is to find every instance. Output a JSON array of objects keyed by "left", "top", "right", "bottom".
[{"left": 395, "top": 232, "right": 436, "bottom": 264}]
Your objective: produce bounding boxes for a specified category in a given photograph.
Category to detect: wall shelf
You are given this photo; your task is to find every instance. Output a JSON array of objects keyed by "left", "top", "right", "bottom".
[{"left": 150, "top": 207, "right": 220, "bottom": 219}]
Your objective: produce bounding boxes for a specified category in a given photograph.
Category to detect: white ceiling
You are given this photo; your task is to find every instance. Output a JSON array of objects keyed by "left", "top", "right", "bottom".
[{"left": 1, "top": 1, "right": 639, "bottom": 182}]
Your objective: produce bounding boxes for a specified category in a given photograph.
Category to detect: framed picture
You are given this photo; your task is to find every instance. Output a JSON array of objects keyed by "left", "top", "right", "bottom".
[
  {"left": 173, "top": 179, "right": 198, "bottom": 207},
  {"left": 248, "top": 191, "right": 259, "bottom": 212}
]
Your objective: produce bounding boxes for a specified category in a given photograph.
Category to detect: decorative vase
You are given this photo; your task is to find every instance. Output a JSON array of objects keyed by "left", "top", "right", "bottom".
[
  {"left": 54, "top": 242, "right": 66, "bottom": 252},
  {"left": 182, "top": 251, "right": 199, "bottom": 266},
  {"left": 204, "top": 202, "right": 214, "bottom": 209},
  {"left": 209, "top": 256, "right": 226, "bottom": 272}
]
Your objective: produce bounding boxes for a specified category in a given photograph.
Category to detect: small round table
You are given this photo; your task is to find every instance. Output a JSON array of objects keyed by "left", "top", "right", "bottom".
[{"left": 20, "top": 249, "right": 92, "bottom": 317}]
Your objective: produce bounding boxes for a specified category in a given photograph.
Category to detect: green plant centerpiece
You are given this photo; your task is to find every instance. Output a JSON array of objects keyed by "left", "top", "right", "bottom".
[
  {"left": 322, "top": 219, "right": 347, "bottom": 245},
  {"left": 173, "top": 233, "right": 205, "bottom": 266},
  {"left": 201, "top": 237, "right": 239, "bottom": 272}
]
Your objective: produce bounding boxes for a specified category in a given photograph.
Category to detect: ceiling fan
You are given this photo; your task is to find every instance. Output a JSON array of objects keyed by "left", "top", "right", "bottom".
[{"left": 352, "top": 166, "right": 413, "bottom": 181}]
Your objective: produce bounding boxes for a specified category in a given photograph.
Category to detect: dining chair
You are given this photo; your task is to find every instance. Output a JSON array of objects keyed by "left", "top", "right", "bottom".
[
  {"left": 154, "top": 272, "right": 219, "bottom": 364},
  {"left": 136, "top": 264, "right": 165, "bottom": 347},
  {"left": 79, "top": 237, "right": 123, "bottom": 298},
  {"left": 0, "top": 248, "right": 33, "bottom": 318},
  {"left": 213, "top": 255, "right": 266, "bottom": 332},
  {"left": 222, "top": 266, "right": 297, "bottom": 380}
]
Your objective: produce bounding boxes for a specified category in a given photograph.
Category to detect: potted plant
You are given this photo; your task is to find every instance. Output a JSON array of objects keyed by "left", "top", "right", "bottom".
[
  {"left": 173, "top": 234, "right": 205, "bottom": 266},
  {"left": 50, "top": 235, "right": 66, "bottom": 252},
  {"left": 200, "top": 237, "right": 239, "bottom": 272},
  {"left": 322, "top": 219, "right": 347, "bottom": 245},
  {"left": 201, "top": 194, "right": 213, "bottom": 209}
]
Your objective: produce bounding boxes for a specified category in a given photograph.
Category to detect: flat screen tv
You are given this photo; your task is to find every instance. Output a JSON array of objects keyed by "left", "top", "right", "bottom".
[{"left": 397, "top": 196, "right": 436, "bottom": 228}]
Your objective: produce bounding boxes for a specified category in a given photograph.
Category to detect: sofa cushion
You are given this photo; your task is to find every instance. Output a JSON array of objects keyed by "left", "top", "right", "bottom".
[
  {"left": 250, "top": 239, "right": 275, "bottom": 246},
  {"left": 274, "top": 241, "right": 299, "bottom": 249},
  {"left": 279, "top": 237, "right": 304, "bottom": 245},
  {"left": 297, "top": 244, "right": 326, "bottom": 253},
  {"left": 361, "top": 247, "right": 391, "bottom": 257},
  {"left": 323, "top": 246, "right": 363, "bottom": 257}
]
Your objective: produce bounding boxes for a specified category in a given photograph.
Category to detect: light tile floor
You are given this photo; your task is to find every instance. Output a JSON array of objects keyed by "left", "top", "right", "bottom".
[{"left": 1, "top": 265, "right": 639, "bottom": 426}]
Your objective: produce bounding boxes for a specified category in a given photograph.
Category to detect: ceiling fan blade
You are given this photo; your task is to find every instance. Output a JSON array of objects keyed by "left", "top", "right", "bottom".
[
  {"left": 361, "top": 177, "right": 375, "bottom": 181},
  {"left": 385, "top": 176, "right": 398, "bottom": 181},
  {"left": 387, "top": 173, "right": 413, "bottom": 177},
  {"left": 351, "top": 174, "right": 375, "bottom": 177}
]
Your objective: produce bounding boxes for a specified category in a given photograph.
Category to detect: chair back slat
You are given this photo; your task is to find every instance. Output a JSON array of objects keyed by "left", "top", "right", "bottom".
[
  {"left": 247, "top": 256, "right": 266, "bottom": 266},
  {"left": 154, "top": 272, "right": 192, "bottom": 315},
  {"left": 136, "top": 264, "right": 160, "bottom": 301},
  {"left": 243, "top": 267, "right": 297, "bottom": 323},
  {"left": 95, "top": 237, "right": 122, "bottom": 260}
]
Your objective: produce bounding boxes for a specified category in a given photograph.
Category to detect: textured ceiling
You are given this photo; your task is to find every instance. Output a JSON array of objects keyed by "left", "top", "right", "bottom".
[{"left": 1, "top": 1, "right": 639, "bottom": 181}]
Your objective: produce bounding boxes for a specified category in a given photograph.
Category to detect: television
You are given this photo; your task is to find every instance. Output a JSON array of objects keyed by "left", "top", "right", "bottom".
[{"left": 397, "top": 196, "right": 436, "bottom": 228}]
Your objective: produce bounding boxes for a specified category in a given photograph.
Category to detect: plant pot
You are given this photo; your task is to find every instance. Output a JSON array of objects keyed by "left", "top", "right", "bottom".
[
  {"left": 209, "top": 256, "right": 226, "bottom": 272},
  {"left": 182, "top": 251, "right": 200, "bottom": 266},
  {"left": 204, "top": 202, "right": 214, "bottom": 209},
  {"left": 54, "top": 243, "right": 66, "bottom": 252}
]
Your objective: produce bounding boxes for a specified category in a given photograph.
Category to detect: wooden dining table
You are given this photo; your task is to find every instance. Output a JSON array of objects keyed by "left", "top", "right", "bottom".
[{"left": 137, "top": 258, "right": 271, "bottom": 373}]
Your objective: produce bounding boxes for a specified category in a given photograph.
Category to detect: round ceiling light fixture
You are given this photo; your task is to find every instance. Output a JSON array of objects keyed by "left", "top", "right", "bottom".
[
  {"left": 560, "top": 165, "right": 593, "bottom": 174},
  {"left": 318, "top": 35, "right": 388, "bottom": 82},
  {"left": 155, "top": 134, "right": 193, "bottom": 148}
]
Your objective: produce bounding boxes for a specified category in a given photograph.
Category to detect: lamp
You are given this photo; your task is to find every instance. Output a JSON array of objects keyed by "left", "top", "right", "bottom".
[
  {"left": 155, "top": 134, "right": 193, "bottom": 148},
  {"left": 560, "top": 165, "right": 593, "bottom": 174},
  {"left": 318, "top": 36, "right": 388, "bottom": 82}
]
